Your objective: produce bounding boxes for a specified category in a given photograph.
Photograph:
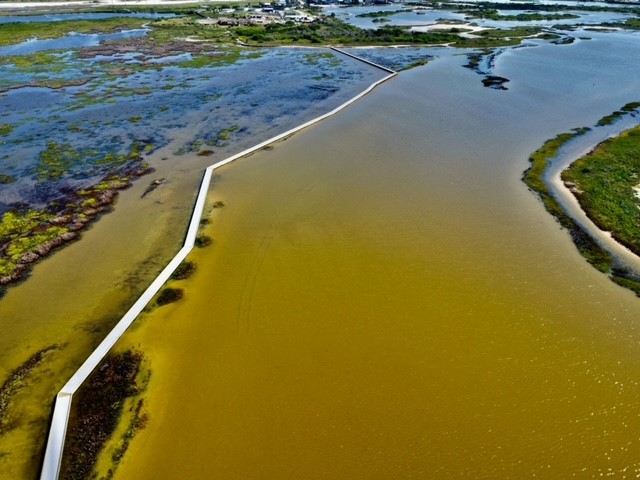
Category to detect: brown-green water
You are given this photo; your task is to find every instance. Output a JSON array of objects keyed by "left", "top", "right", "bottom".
[
  {"left": 0, "top": 41, "right": 385, "bottom": 477},
  {"left": 113, "top": 40, "right": 640, "bottom": 479}
]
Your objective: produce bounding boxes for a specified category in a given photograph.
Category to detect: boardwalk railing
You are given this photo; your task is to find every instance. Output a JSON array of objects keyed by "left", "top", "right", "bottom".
[{"left": 40, "top": 49, "right": 397, "bottom": 480}]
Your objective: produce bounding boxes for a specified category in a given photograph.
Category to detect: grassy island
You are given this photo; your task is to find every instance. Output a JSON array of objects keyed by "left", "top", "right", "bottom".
[
  {"left": 229, "top": 17, "right": 541, "bottom": 47},
  {"left": 0, "top": 149, "right": 153, "bottom": 287},
  {"left": 562, "top": 125, "right": 640, "bottom": 258},
  {"left": 523, "top": 107, "right": 640, "bottom": 296}
]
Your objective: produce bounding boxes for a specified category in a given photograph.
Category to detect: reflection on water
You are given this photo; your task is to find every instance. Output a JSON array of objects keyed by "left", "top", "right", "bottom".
[{"left": 114, "top": 36, "right": 640, "bottom": 478}]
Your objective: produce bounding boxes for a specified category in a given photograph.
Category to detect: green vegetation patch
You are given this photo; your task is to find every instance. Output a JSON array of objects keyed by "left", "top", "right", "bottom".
[
  {"left": 36, "top": 141, "right": 82, "bottom": 181},
  {"left": 405, "top": 58, "right": 430, "bottom": 70},
  {"left": 562, "top": 125, "right": 640, "bottom": 256},
  {"left": 0, "top": 345, "right": 60, "bottom": 434},
  {"left": 170, "top": 261, "right": 197, "bottom": 280},
  {"left": 600, "top": 18, "right": 640, "bottom": 30},
  {"left": 178, "top": 50, "right": 237, "bottom": 68},
  {"left": 452, "top": 1, "right": 640, "bottom": 15},
  {"left": 597, "top": 101, "right": 640, "bottom": 126},
  {"left": 34, "top": 141, "right": 147, "bottom": 182},
  {"left": 156, "top": 287, "right": 184, "bottom": 306},
  {"left": 1, "top": 149, "right": 151, "bottom": 287},
  {"left": 522, "top": 127, "right": 614, "bottom": 272},
  {"left": 355, "top": 9, "right": 412, "bottom": 18},
  {"left": 0, "top": 124, "right": 13, "bottom": 136},
  {"left": 0, "top": 17, "right": 149, "bottom": 47},
  {"left": 453, "top": 27, "right": 542, "bottom": 48},
  {"left": 523, "top": 104, "right": 640, "bottom": 297},
  {"left": 195, "top": 234, "right": 213, "bottom": 248},
  {"left": 60, "top": 350, "right": 147, "bottom": 480},
  {"left": 610, "top": 269, "right": 640, "bottom": 296},
  {"left": 474, "top": 26, "right": 541, "bottom": 38},
  {"left": 232, "top": 18, "right": 462, "bottom": 46},
  {"left": 0, "top": 51, "right": 66, "bottom": 71}
]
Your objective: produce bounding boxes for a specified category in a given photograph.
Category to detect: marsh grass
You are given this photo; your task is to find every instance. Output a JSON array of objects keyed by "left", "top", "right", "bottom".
[
  {"left": 596, "top": 102, "right": 640, "bottom": 126},
  {"left": 156, "top": 287, "right": 184, "bottom": 306},
  {"left": 522, "top": 127, "right": 614, "bottom": 272},
  {"left": 60, "top": 350, "right": 147, "bottom": 480},
  {"left": 523, "top": 105, "right": 640, "bottom": 297},
  {"left": 470, "top": 9, "right": 579, "bottom": 21},
  {"left": 0, "top": 18, "right": 149, "bottom": 47},
  {"left": 562, "top": 125, "right": 640, "bottom": 257}
]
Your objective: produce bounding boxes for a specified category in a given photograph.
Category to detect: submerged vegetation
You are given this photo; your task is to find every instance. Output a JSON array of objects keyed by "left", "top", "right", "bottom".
[
  {"left": 355, "top": 9, "right": 412, "bottom": 18},
  {"left": 195, "top": 234, "right": 213, "bottom": 248},
  {"left": 0, "top": 150, "right": 152, "bottom": 286},
  {"left": 0, "top": 345, "right": 60, "bottom": 434},
  {"left": 522, "top": 127, "right": 613, "bottom": 272},
  {"left": 170, "top": 260, "right": 197, "bottom": 280},
  {"left": 0, "top": 17, "right": 148, "bottom": 47},
  {"left": 233, "top": 19, "right": 459, "bottom": 46},
  {"left": 0, "top": 174, "right": 15, "bottom": 184},
  {"left": 562, "top": 125, "right": 640, "bottom": 257},
  {"left": 1, "top": 6, "right": 640, "bottom": 478},
  {"left": 60, "top": 350, "right": 148, "bottom": 480}
]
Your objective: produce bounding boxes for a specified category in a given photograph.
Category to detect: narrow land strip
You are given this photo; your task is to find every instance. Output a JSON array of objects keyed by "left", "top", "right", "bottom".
[{"left": 522, "top": 106, "right": 640, "bottom": 295}]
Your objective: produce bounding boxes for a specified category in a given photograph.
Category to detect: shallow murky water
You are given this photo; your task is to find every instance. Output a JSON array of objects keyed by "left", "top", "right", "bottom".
[
  {"left": 0, "top": 44, "right": 384, "bottom": 478},
  {"left": 113, "top": 36, "right": 640, "bottom": 479},
  {"left": 324, "top": 3, "right": 636, "bottom": 30}
]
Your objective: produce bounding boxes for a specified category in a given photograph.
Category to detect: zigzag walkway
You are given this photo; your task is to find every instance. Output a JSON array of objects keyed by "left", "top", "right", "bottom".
[{"left": 40, "top": 47, "right": 397, "bottom": 480}]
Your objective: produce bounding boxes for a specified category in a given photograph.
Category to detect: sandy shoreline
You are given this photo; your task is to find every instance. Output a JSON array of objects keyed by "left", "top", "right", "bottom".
[{"left": 548, "top": 122, "right": 640, "bottom": 273}]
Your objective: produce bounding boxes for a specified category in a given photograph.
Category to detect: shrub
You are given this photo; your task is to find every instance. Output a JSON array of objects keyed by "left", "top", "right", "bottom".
[
  {"left": 170, "top": 261, "right": 197, "bottom": 280},
  {"left": 157, "top": 288, "right": 184, "bottom": 306}
]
